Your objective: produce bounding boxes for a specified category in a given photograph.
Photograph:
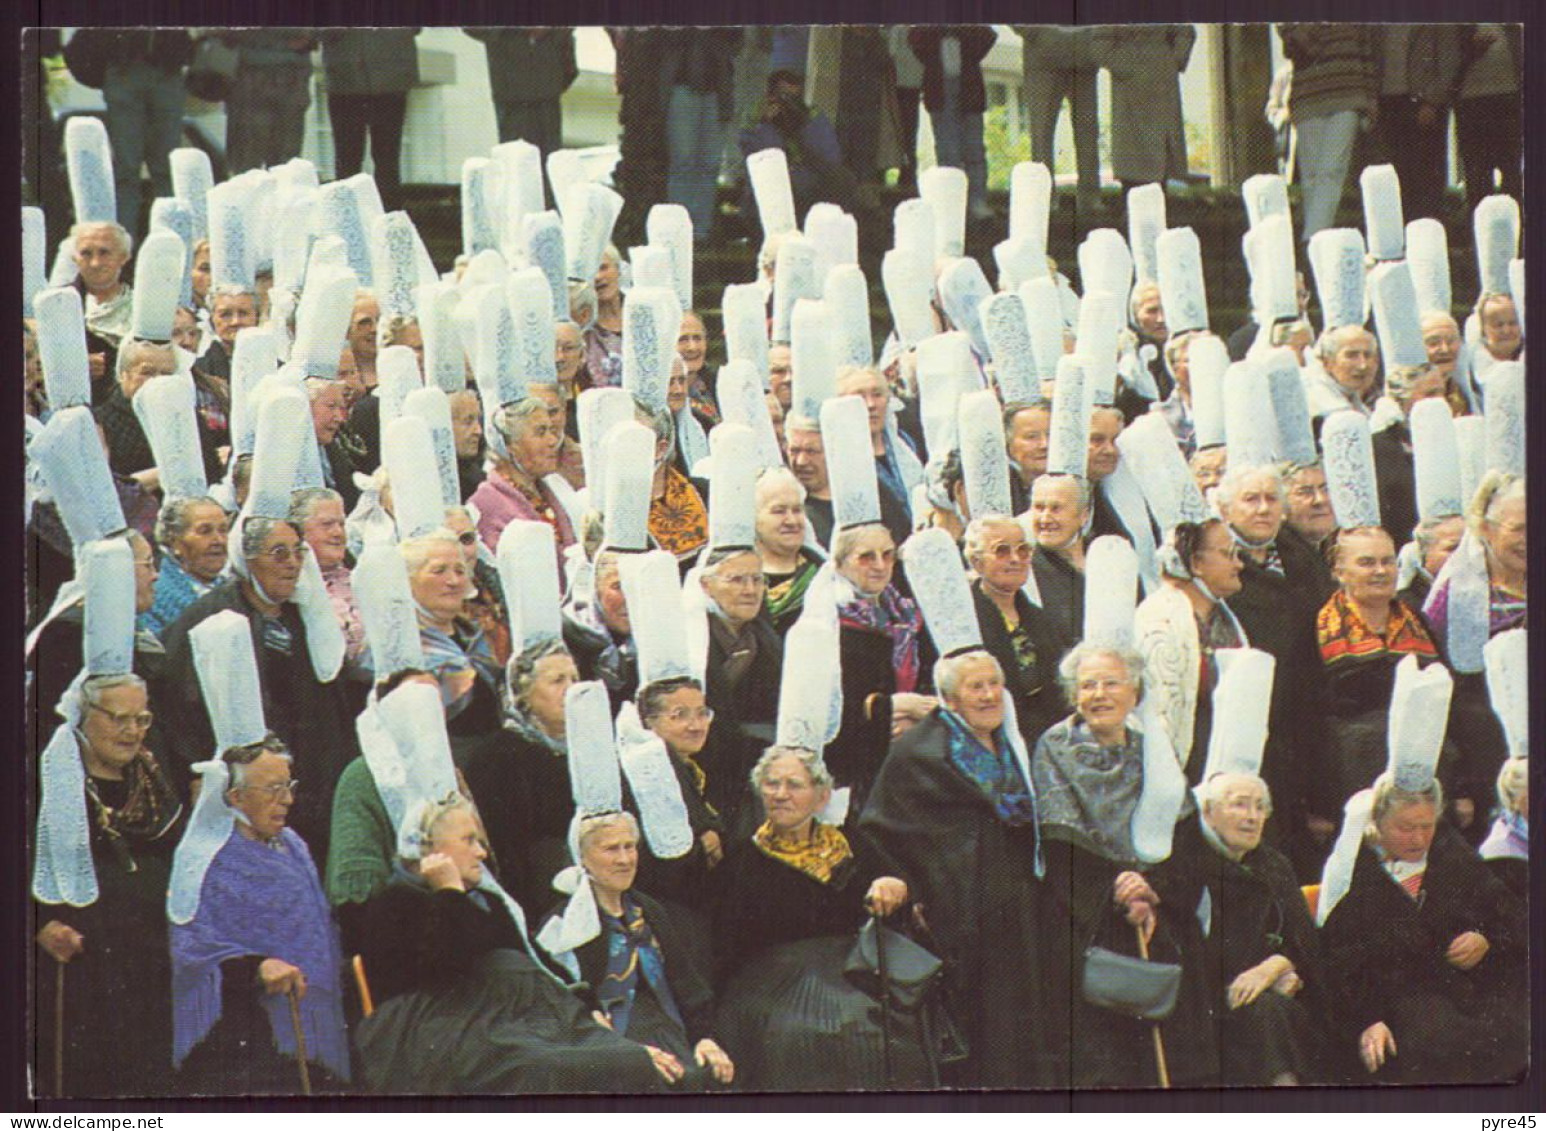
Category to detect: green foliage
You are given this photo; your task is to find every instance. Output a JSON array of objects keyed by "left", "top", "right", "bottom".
[{"left": 984, "top": 105, "right": 1030, "bottom": 192}]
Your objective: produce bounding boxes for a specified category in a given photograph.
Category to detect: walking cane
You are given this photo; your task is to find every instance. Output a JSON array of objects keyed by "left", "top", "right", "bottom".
[
  {"left": 287, "top": 988, "right": 313, "bottom": 1096},
  {"left": 1135, "top": 924, "right": 1171, "bottom": 1089},
  {"left": 872, "top": 907, "right": 894, "bottom": 1086},
  {"left": 54, "top": 963, "right": 65, "bottom": 1097}
]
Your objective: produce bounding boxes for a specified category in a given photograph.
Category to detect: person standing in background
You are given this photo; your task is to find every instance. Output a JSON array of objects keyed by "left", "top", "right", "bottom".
[
  {"left": 466, "top": 28, "right": 576, "bottom": 164},
  {"left": 909, "top": 25, "right": 997, "bottom": 221},
  {"left": 1455, "top": 25, "right": 1522, "bottom": 209},
  {"left": 321, "top": 29, "right": 420, "bottom": 212},
  {"left": 1015, "top": 26, "right": 1101, "bottom": 225},
  {"left": 660, "top": 28, "right": 743, "bottom": 242},
  {"left": 1374, "top": 25, "right": 1467, "bottom": 223},
  {"left": 1277, "top": 24, "right": 1377, "bottom": 243},
  {"left": 219, "top": 30, "right": 318, "bottom": 173},
  {"left": 1095, "top": 24, "right": 1195, "bottom": 197},
  {"left": 887, "top": 27, "right": 923, "bottom": 195}
]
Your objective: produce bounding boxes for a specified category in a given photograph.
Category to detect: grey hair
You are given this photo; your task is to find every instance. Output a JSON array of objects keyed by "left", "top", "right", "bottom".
[
  {"left": 286, "top": 487, "right": 344, "bottom": 528},
  {"left": 1496, "top": 757, "right": 1528, "bottom": 815},
  {"left": 1214, "top": 464, "right": 1285, "bottom": 512},
  {"left": 1129, "top": 281, "right": 1162, "bottom": 323},
  {"left": 1030, "top": 472, "right": 1093, "bottom": 514},
  {"left": 154, "top": 495, "right": 227, "bottom": 550},
  {"left": 1196, "top": 770, "right": 1273, "bottom": 814},
  {"left": 208, "top": 282, "right": 258, "bottom": 305},
  {"left": 831, "top": 523, "right": 893, "bottom": 568},
  {"left": 933, "top": 649, "right": 1004, "bottom": 703},
  {"left": 71, "top": 220, "right": 133, "bottom": 257},
  {"left": 568, "top": 280, "right": 598, "bottom": 329},
  {"left": 1468, "top": 470, "right": 1525, "bottom": 537},
  {"left": 1412, "top": 513, "right": 1465, "bottom": 558},
  {"left": 504, "top": 636, "right": 573, "bottom": 715},
  {"left": 303, "top": 375, "right": 347, "bottom": 402},
  {"left": 221, "top": 734, "right": 291, "bottom": 788},
  {"left": 496, "top": 396, "right": 552, "bottom": 445},
  {"left": 80, "top": 672, "right": 148, "bottom": 712},
  {"left": 115, "top": 337, "right": 176, "bottom": 381},
  {"left": 399, "top": 531, "right": 464, "bottom": 576},
  {"left": 399, "top": 792, "right": 478, "bottom": 861},
  {"left": 756, "top": 465, "right": 807, "bottom": 506},
  {"left": 240, "top": 516, "right": 299, "bottom": 560},
  {"left": 378, "top": 312, "right": 418, "bottom": 350},
  {"left": 750, "top": 745, "right": 834, "bottom": 791},
  {"left": 1057, "top": 642, "right": 1145, "bottom": 706},
  {"left": 962, "top": 513, "right": 1023, "bottom": 567},
  {"left": 783, "top": 413, "right": 821, "bottom": 435},
  {"left": 577, "top": 810, "right": 641, "bottom": 856},
  {"left": 1368, "top": 771, "right": 1444, "bottom": 830},
  {"left": 1316, "top": 323, "right": 1378, "bottom": 365}
]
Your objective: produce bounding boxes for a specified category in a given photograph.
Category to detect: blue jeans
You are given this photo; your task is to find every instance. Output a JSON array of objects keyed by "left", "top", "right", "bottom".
[
  {"left": 102, "top": 59, "right": 186, "bottom": 236},
  {"left": 929, "top": 76, "right": 988, "bottom": 211},
  {"left": 666, "top": 85, "right": 724, "bottom": 239}
]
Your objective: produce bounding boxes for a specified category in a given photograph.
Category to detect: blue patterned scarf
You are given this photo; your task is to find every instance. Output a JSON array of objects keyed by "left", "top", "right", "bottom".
[
  {"left": 939, "top": 709, "right": 1041, "bottom": 829},
  {"left": 597, "top": 893, "right": 683, "bottom": 1038}
]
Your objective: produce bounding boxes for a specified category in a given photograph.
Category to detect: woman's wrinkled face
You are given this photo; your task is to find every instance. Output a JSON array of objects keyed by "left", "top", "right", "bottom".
[
  {"left": 595, "top": 565, "right": 631, "bottom": 635},
  {"left": 172, "top": 502, "right": 231, "bottom": 583},
  {"left": 247, "top": 524, "right": 306, "bottom": 604},
  {"left": 1075, "top": 652, "right": 1139, "bottom": 737},
  {"left": 80, "top": 682, "right": 152, "bottom": 778},
  {"left": 1006, "top": 406, "right": 1051, "bottom": 480},
  {"left": 701, "top": 552, "right": 766, "bottom": 626},
  {"left": 1333, "top": 528, "right": 1398, "bottom": 608},
  {"left": 1188, "top": 522, "right": 1243, "bottom": 599},
  {"left": 1375, "top": 799, "right": 1438, "bottom": 863},
  {"left": 411, "top": 543, "right": 470, "bottom": 623},
  {"left": 677, "top": 313, "right": 707, "bottom": 375},
  {"left": 227, "top": 751, "right": 295, "bottom": 841},
  {"left": 442, "top": 510, "right": 480, "bottom": 570},
  {"left": 837, "top": 527, "right": 896, "bottom": 597},
  {"left": 171, "top": 306, "right": 200, "bottom": 354},
  {"left": 430, "top": 808, "right": 487, "bottom": 887},
  {"left": 666, "top": 357, "right": 689, "bottom": 414},
  {"left": 523, "top": 652, "right": 579, "bottom": 736},
  {"left": 121, "top": 347, "right": 176, "bottom": 400},
  {"left": 130, "top": 534, "right": 159, "bottom": 612},
  {"left": 555, "top": 322, "right": 584, "bottom": 383},
  {"left": 973, "top": 520, "right": 1032, "bottom": 594},
  {"left": 73, "top": 227, "right": 129, "bottom": 292},
  {"left": 1483, "top": 495, "right": 1527, "bottom": 580},
  {"left": 946, "top": 657, "right": 1005, "bottom": 736},
  {"left": 310, "top": 380, "right": 351, "bottom": 446},
  {"left": 1191, "top": 447, "right": 1227, "bottom": 494},
  {"left": 581, "top": 822, "right": 639, "bottom": 897},
  {"left": 1481, "top": 296, "right": 1522, "bottom": 358},
  {"left": 1327, "top": 332, "right": 1379, "bottom": 398},
  {"left": 1421, "top": 316, "right": 1461, "bottom": 374},
  {"left": 1204, "top": 775, "right": 1270, "bottom": 855},
  {"left": 593, "top": 254, "right": 620, "bottom": 302},
  {"left": 301, "top": 498, "right": 347, "bottom": 572},
  {"left": 1030, "top": 478, "right": 1086, "bottom": 551},
  {"left": 508, "top": 409, "right": 561, "bottom": 478},
  {"left": 1422, "top": 516, "right": 1466, "bottom": 578},
  {"left": 759, "top": 754, "right": 829, "bottom": 835},
  {"left": 1224, "top": 472, "right": 1285, "bottom": 544},
  {"left": 211, "top": 293, "right": 258, "bottom": 348},
  {"left": 1285, "top": 465, "right": 1337, "bottom": 544},
  {"left": 756, "top": 482, "right": 807, "bottom": 557},
  {"left": 647, "top": 685, "right": 712, "bottom": 758}
]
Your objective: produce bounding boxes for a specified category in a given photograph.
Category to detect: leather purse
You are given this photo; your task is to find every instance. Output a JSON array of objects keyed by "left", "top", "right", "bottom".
[
  {"left": 1081, "top": 942, "right": 1182, "bottom": 1022},
  {"left": 843, "top": 918, "right": 944, "bottom": 1012}
]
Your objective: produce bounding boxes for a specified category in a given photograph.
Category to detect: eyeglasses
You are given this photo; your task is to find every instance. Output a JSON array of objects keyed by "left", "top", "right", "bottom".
[
  {"left": 717, "top": 573, "right": 766, "bottom": 589},
  {"left": 1077, "top": 678, "right": 1130, "bottom": 695},
  {"left": 258, "top": 543, "right": 310, "bottom": 564},
  {"left": 241, "top": 779, "right": 299, "bottom": 801},
  {"left": 987, "top": 541, "right": 1032, "bottom": 562},
  {"left": 88, "top": 704, "right": 154, "bottom": 731},
  {"left": 660, "top": 707, "right": 715, "bottom": 724}
]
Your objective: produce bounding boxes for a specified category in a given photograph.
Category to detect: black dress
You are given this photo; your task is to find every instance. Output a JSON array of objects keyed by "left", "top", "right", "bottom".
[
  {"left": 710, "top": 832, "right": 937, "bottom": 1091},
  {"left": 1147, "top": 814, "right": 1328, "bottom": 1085},
  {"left": 1320, "top": 828, "right": 1528, "bottom": 1085},
  {"left": 353, "top": 875, "right": 663, "bottom": 1094},
  {"left": 1030, "top": 545, "right": 1084, "bottom": 647},
  {"left": 971, "top": 580, "right": 1069, "bottom": 747},
  {"left": 859, "top": 713, "right": 1059, "bottom": 1088},
  {"left": 33, "top": 773, "right": 183, "bottom": 1098}
]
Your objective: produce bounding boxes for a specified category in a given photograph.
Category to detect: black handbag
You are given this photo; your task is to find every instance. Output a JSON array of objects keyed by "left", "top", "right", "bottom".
[
  {"left": 843, "top": 917, "right": 944, "bottom": 1012},
  {"left": 1081, "top": 901, "right": 1183, "bottom": 1023},
  {"left": 187, "top": 35, "right": 240, "bottom": 103}
]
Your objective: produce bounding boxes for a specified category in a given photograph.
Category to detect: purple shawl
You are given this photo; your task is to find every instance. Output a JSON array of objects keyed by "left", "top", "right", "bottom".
[
  {"left": 838, "top": 584, "right": 923, "bottom": 693},
  {"left": 170, "top": 827, "right": 351, "bottom": 1080}
]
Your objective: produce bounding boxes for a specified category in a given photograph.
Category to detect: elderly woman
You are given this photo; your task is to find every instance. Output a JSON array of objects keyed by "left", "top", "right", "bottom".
[
  {"left": 1190, "top": 445, "right": 1227, "bottom": 497},
  {"left": 964, "top": 515, "right": 1066, "bottom": 747},
  {"left": 829, "top": 523, "right": 934, "bottom": 813},
  {"left": 714, "top": 746, "right": 933, "bottom": 1090},
  {"left": 582, "top": 245, "right": 625, "bottom": 389},
  {"left": 1321, "top": 773, "right": 1528, "bottom": 1084},
  {"left": 754, "top": 468, "right": 821, "bottom": 635},
  {"left": 539, "top": 812, "right": 735, "bottom": 1089},
  {"left": 461, "top": 639, "right": 581, "bottom": 914},
  {"left": 1028, "top": 473, "right": 1092, "bottom": 645},
  {"left": 861, "top": 650, "right": 1062, "bottom": 1087},
  {"left": 553, "top": 322, "right": 589, "bottom": 489},
  {"left": 1473, "top": 292, "right": 1524, "bottom": 377},
  {"left": 1399, "top": 514, "right": 1465, "bottom": 611},
  {"left": 642, "top": 403, "right": 709, "bottom": 561},
  {"left": 34, "top": 673, "right": 184, "bottom": 1096},
  {"left": 1147, "top": 771, "right": 1326, "bottom": 1085},
  {"left": 469, "top": 397, "right": 576, "bottom": 560},
  {"left": 1135, "top": 519, "right": 1248, "bottom": 780},
  {"left": 1308, "top": 325, "right": 1381, "bottom": 421},
  {"left": 562, "top": 550, "right": 640, "bottom": 710},
  {"left": 1478, "top": 758, "right": 1527, "bottom": 901},
  {"left": 289, "top": 488, "right": 367, "bottom": 678},
  {"left": 403, "top": 532, "right": 502, "bottom": 741},
  {"left": 1003, "top": 401, "right": 1051, "bottom": 512},
  {"left": 699, "top": 548, "right": 784, "bottom": 741},
  {"left": 142, "top": 496, "right": 230, "bottom": 637},
  {"left": 1151, "top": 330, "right": 1199, "bottom": 457},
  {"left": 1029, "top": 643, "right": 1216, "bottom": 1087},
  {"left": 159, "top": 518, "right": 360, "bottom": 858},
  {"left": 678, "top": 311, "right": 719, "bottom": 426},
  {"left": 1425, "top": 471, "right": 1526, "bottom": 645},
  {"left": 351, "top": 794, "right": 666, "bottom": 1093},
  {"left": 442, "top": 505, "right": 511, "bottom": 668}
]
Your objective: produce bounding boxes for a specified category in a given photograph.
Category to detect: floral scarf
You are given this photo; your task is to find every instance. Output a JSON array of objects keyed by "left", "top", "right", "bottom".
[
  {"left": 754, "top": 819, "right": 855, "bottom": 885},
  {"left": 649, "top": 466, "right": 709, "bottom": 560},
  {"left": 938, "top": 709, "right": 1040, "bottom": 829},
  {"left": 84, "top": 750, "right": 184, "bottom": 872},
  {"left": 1316, "top": 590, "right": 1438, "bottom": 666},
  {"left": 838, "top": 584, "right": 922, "bottom": 693}
]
